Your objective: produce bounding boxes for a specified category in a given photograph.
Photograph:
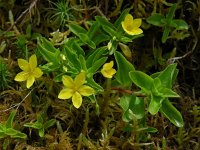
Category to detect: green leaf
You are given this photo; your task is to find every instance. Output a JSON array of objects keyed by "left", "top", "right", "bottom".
[
  {"left": 68, "top": 23, "right": 96, "bottom": 49},
  {"left": 95, "top": 16, "right": 117, "bottom": 37},
  {"left": 120, "top": 95, "right": 133, "bottom": 122},
  {"left": 146, "top": 13, "right": 165, "bottom": 26},
  {"left": 144, "top": 127, "right": 158, "bottom": 133},
  {"left": 95, "top": 16, "right": 116, "bottom": 30},
  {"left": 129, "top": 96, "right": 145, "bottom": 119},
  {"left": 129, "top": 71, "right": 153, "bottom": 93},
  {"left": 172, "top": 69, "right": 179, "bottom": 85},
  {"left": 79, "top": 33, "right": 96, "bottom": 49},
  {"left": 40, "top": 63, "right": 60, "bottom": 73},
  {"left": 166, "top": 4, "right": 177, "bottom": 22},
  {"left": 71, "top": 42, "right": 85, "bottom": 56},
  {"left": 157, "top": 63, "right": 177, "bottom": 88},
  {"left": 5, "top": 128, "right": 26, "bottom": 138},
  {"left": 160, "top": 99, "right": 184, "bottom": 127},
  {"left": 171, "top": 20, "right": 189, "bottom": 30},
  {"left": 119, "top": 43, "right": 132, "bottom": 60},
  {"left": 120, "top": 95, "right": 130, "bottom": 111},
  {"left": 11, "top": 132, "right": 27, "bottom": 139},
  {"left": 120, "top": 95, "right": 145, "bottom": 122},
  {"left": 86, "top": 21, "right": 110, "bottom": 45},
  {"left": 93, "top": 33, "right": 110, "bottom": 45},
  {"left": 87, "top": 78, "right": 103, "bottom": 92},
  {"left": 6, "top": 110, "right": 16, "bottom": 129},
  {"left": 44, "top": 119, "right": 56, "bottom": 129},
  {"left": 153, "top": 78, "right": 162, "bottom": 89},
  {"left": 102, "top": 25, "right": 117, "bottom": 37},
  {"left": 119, "top": 36, "right": 132, "bottom": 43},
  {"left": 37, "top": 37, "right": 60, "bottom": 65},
  {"left": 68, "top": 23, "right": 87, "bottom": 35},
  {"left": 64, "top": 47, "right": 81, "bottom": 71},
  {"left": 39, "top": 128, "right": 45, "bottom": 137},
  {"left": 87, "top": 57, "right": 107, "bottom": 77},
  {"left": 162, "top": 26, "right": 170, "bottom": 43},
  {"left": 79, "top": 55, "right": 87, "bottom": 71},
  {"left": 37, "top": 115, "right": 44, "bottom": 124},
  {"left": 86, "top": 46, "right": 107, "bottom": 68},
  {"left": 159, "top": 87, "right": 180, "bottom": 98},
  {"left": 26, "top": 24, "right": 32, "bottom": 38},
  {"left": 152, "top": 78, "right": 162, "bottom": 96},
  {"left": 114, "top": 8, "right": 130, "bottom": 28},
  {"left": 87, "top": 21, "right": 100, "bottom": 39},
  {"left": 114, "top": 51, "right": 135, "bottom": 86},
  {"left": 24, "top": 122, "right": 42, "bottom": 129},
  {"left": 5, "top": 128, "right": 20, "bottom": 136},
  {"left": 149, "top": 95, "right": 165, "bottom": 115}
]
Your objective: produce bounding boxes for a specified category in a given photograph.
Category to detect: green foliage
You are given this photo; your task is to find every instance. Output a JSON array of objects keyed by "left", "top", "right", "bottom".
[
  {"left": 68, "top": 23, "right": 96, "bottom": 49},
  {"left": 120, "top": 95, "right": 144, "bottom": 122},
  {"left": 49, "top": 0, "right": 75, "bottom": 29},
  {"left": 0, "top": 110, "right": 27, "bottom": 139},
  {"left": 24, "top": 114, "right": 56, "bottom": 138},
  {"left": 129, "top": 63, "right": 183, "bottom": 127},
  {"left": 37, "top": 37, "right": 61, "bottom": 66},
  {"left": 114, "top": 51, "right": 135, "bottom": 86},
  {"left": 147, "top": 3, "right": 189, "bottom": 43},
  {"left": 1, "top": 1, "right": 193, "bottom": 148}
]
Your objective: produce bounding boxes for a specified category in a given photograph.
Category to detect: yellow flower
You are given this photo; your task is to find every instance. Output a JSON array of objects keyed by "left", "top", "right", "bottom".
[
  {"left": 58, "top": 72, "right": 95, "bottom": 109},
  {"left": 14, "top": 54, "right": 43, "bottom": 89},
  {"left": 121, "top": 14, "right": 143, "bottom": 35},
  {"left": 101, "top": 61, "right": 116, "bottom": 78}
]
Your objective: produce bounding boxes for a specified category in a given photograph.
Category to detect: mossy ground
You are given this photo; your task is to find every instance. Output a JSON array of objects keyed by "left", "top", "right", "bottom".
[{"left": 0, "top": 0, "right": 200, "bottom": 149}]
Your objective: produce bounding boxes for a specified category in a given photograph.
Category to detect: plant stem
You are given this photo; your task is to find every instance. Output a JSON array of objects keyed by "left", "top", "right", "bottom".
[{"left": 101, "top": 78, "right": 111, "bottom": 118}]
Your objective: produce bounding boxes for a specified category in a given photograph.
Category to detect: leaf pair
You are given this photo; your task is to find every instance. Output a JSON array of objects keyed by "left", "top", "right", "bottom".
[
  {"left": 147, "top": 4, "right": 189, "bottom": 43},
  {"left": 129, "top": 63, "right": 183, "bottom": 127},
  {"left": 24, "top": 114, "right": 56, "bottom": 137},
  {"left": 37, "top": 37, "right": 61, "bottom": 72},
  {"left": 120, "top": 95, "right": 144, "bottom": 122},
  {"left": 0, "top": 110, "right": 27, "bottom": 139}
]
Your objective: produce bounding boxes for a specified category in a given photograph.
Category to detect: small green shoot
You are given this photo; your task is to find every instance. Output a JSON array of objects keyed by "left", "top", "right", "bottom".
[
  {"left": 128, "top": 63, "right": 183, "bottom": 127},
  {"left": 147, "top": 4, "right": 189, "bottom": 43},
  {"left": 24, "top": 114, "right": 56, "bottom": 138},
  {"left": 0, "top": 110, "right": 27, "bottom": 139}
]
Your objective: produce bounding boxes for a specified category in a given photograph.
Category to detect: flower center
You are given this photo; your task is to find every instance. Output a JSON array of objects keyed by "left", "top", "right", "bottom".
[{"left": 126, "top": 24, "right": 133, "bottom": 31}]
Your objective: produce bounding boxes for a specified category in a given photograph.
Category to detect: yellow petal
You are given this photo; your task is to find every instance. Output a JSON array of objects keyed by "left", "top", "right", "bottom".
[
  {"left": 72, "top": 92, "right": 82, "bottom": 108},
  {"left": 29, "top": 54, "right": 37, "bottom": 70},
  {"left": 62, "top": 75, "right": 74, "bottom": 88},
  {"left": 132, "top": 19, "right": 142, "bottom": 28},
  {"left": 121, "top": 14, "right": 143, "bottom": 36},
  {"left": 33, "top": 68, "right": 43, "bottom": 78},
  {"left": 122, "top": 14, "right": 134, "bottom": 32},
  {"left": 14, "top": 71, "right": 29, "bottom": 81},
  {"left": 103, "top": 61, "right": 114, "bottom": 70},
  {"left": 18, "top": 59, "right": 30, "bottom": 71},
  {"left": 78, "top": 85, "right": 95, "bottom": 96},
  {"left": 101, "top": 68, "right": 116, "bottom": 78},
  {"left": 127, "top": 28, "right": 143, "bottom": 35},
  {"left": 58, "top": 88, "right": 73, "bottom": 99},
  {"left": 124, "top": 14, "right": 134, "bottom": 24},
  {"left": 26, "top": 76, "right": 35, "bottom": 88},
  {"left": 74, "top": 72, "right": 85, "bottom": 88}
]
